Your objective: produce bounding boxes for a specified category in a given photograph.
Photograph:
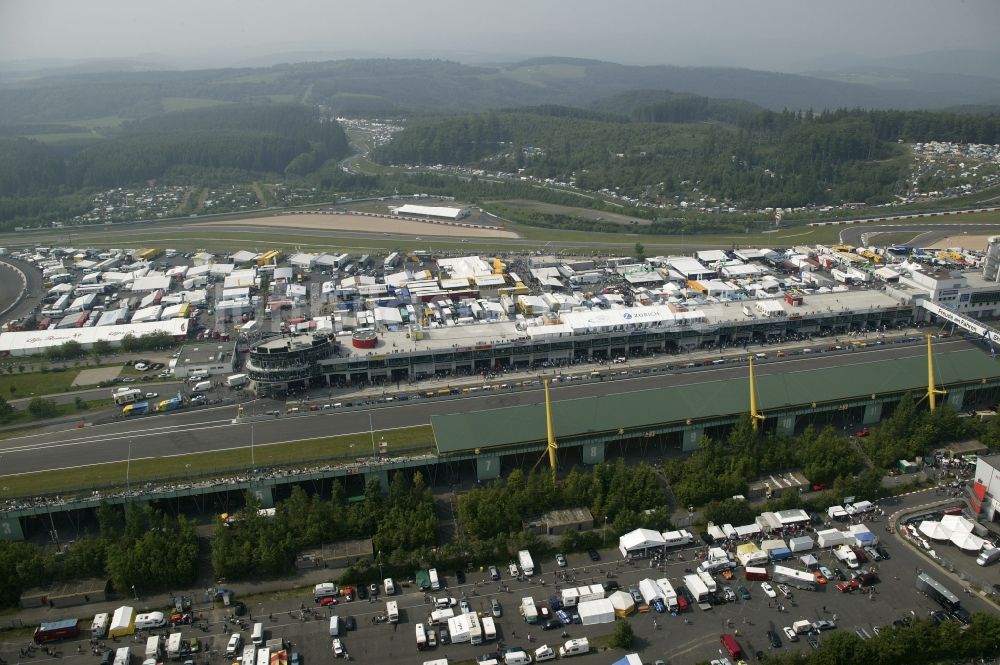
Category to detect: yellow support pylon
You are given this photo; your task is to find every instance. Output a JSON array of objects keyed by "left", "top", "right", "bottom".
[
  {"left": 926, "top": 334, "right": 946, "bottom": 410},
  {"left": 749, "top": 355, "right": 765, "bottom": 431}
]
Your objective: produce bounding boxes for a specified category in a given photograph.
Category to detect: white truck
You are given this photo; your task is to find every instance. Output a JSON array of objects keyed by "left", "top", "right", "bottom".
[
  {"left": 241, "top": 646, "right": 256, "bottom": 665},
  {"left": 683, "top": 574, "right": 711, "bottom": 603},
  {"left": 145, "top": 636, "right": 162, "bottom": 659},
  {"left": 834, "top": 544, "right": 859, "bottom": 569},
  {"left": 697, "top": 570, "right": 718, "bottom": 594},
  {"left": 772, "top": 565, "right": 817, "bottom": 591},
  {"left": 481, "top": 616, "right": 496, "bottom": 642},
  {"left": 793, "top": 619, "right": 813, "bottom": 634},
  {"left": 655, "top": 578, "right": 678, "bottom": 611},
  {"left": 166, "top": 633, "right": 183, "bottom": 660},
  {"left": 520, "top": 597, "right": 539, "bottom": 624},
  {"left": 518, "top": 550, "right": 535, "bottom": 576},
  {"left": 226, "top": 374, "right": 249, "bottom": 388},
  {"left": 386, "top": 600, "right": 399, "bottom": 624},
  {"left": 191, "top": 380, "right": 212, "bottom": 393}
]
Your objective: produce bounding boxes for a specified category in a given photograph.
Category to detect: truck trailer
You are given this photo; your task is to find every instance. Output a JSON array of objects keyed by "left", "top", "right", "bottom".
[
  {"left": 34, "top": 619, "right": 80, "bottom": 644},
  {"left": 916, "top": 573, "right": 962, "bottom": 612},
  {"left": 771, "top": 565, "right": 817, "bottom": 591},
  {"left": 683, "top": 574, "right": 711, "bottom": 603}
]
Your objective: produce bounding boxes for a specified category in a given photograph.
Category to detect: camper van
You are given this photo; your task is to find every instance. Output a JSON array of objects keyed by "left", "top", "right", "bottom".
[
  {"left": 559, "top": 638, "right": 590, "bottom": 658},
  {"left": 383, "top": 578, "right": 396, "bottom": 595},
  {"left": 386, "top": 600, "right": 399, "bottom": 624},
  {"left": 91, "top": 613, "right": 110, "bottom": 639},
  {"left": 251, "top": 622, "right": 264, "bottom": 646}
]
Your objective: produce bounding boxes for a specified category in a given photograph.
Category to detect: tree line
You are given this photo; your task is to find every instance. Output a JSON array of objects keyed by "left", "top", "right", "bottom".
[
  {"left": 211, "top": 472, "right": 438, "bottom": 581},
  {"left": 0, "top": 503, "right": 198, "bottom": 608},
  {"left": 373, "top": 104, "right": 1000, "bottom": 210},
  {"left": 0, "top": 104, "right": 349, "bottom": 197}
]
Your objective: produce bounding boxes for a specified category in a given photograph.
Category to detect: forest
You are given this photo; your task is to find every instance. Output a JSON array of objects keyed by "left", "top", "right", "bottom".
[
  {"left": 374, "top": 104, "right": 1000, "bottom": 209},
  {"left": 0, "top": 104, "right": 349, "bottom": 196}
]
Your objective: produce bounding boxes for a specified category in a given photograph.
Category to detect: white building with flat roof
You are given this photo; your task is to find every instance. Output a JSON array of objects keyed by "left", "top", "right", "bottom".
[{"left": 390, "top": 204, "right": 470, "bottom": 220}]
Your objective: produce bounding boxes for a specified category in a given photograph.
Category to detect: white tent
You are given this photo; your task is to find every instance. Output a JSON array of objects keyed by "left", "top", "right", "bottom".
[
  {"left": 446, "top": 612, "right": 480, "bottom": 643},
  {"left": 799, "top": 554, "right": 818, "bottom": 568},
  {"left": 951, "top": 531, "right": 987, "bottom": 551},
  {"left": 618, "top": 528, "right": 666, "bottom": 558},
  {"left": 941, "top": 515, "right": 974, "bottom": 534},
  {"left": 918, "top": 520, "right": 952, "bottom": 541},
  {"left": 577, "top": 598, "right": 615, "bottom": 625}
]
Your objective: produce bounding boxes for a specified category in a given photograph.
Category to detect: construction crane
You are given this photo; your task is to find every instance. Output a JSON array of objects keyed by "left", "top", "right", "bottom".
[
  {"left": 926, "top": 334, "right": 946, "bottom": 411},
  {"left": 749, "top": 355, "right": 765, "bottom": 431},
  {"left": 531, "top": 379, "right": 559, "bottom": 481}
]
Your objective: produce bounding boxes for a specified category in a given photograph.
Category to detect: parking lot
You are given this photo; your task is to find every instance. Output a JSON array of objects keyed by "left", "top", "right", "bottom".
[{"left": 12, "top": 525, "right": 994, "bottom": 665}]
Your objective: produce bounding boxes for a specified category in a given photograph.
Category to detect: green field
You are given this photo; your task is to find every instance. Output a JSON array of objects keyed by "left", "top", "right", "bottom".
[
  {"left": 0, "top": 367, "right": 85, "bottom": 397},
  {"left": 160, "top": 97, "right": 230, "bottom": 113},
  {"left": 0, "top": 425, "right": 436, "bottom": 499}
]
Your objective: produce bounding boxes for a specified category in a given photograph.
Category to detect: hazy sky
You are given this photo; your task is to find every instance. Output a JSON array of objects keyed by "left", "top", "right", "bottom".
[{"left": 1, "top": 0, "right": 998, "bottom": 71}]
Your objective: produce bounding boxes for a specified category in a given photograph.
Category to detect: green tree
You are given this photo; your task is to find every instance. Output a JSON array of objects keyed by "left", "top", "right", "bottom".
[
  {"left": 610, "top": 620, "right": 635, "bottom": 649},
  {"left": 634, "top": 242, "right": 646, "bottom": 262},
  {"left": 27, "top": 397, "right": 57, "bottom": 419},
  {"left": 0, "top": 395, "right": 14, "bottom": 423},
  {"left": 91, "top": 340, "right": 112, "bottom": 360}
]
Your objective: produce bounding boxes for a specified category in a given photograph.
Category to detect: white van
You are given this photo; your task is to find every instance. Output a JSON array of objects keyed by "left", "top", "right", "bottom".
[
  {"left": 559, "top": 637, "right": 590, "bottom": 657},
  {"left": 134, "top": 612, "right": 166, "bottom": 630},
  {"left": 383, "top": 578, "right": 396, "bottom": 595},
  {"left": 226, "top": 634, "right": 242, "bottom": 657},
  {"left": 534, "top": 644, "right": 556, "bottom": 662},
  {"left": 977, "top": 547, "right": 1000, "bottom": 566},
  {"left": 504, "top": 650, "right": 532, "bottom": 665},
  {"left": 328, "top": 616, "right": 340, "bottom": 637},
  {"left": 251, "top": 622, "right": 264, "bottom": 646},
  {"left": 314, "top": 582, "right": 337, "bottom": 600},
  {"left": 192, "top": 380, "right": 212, "bottom": 393},
  {"left": 386, "top": 600, "right": 399, "bottom": 624}
]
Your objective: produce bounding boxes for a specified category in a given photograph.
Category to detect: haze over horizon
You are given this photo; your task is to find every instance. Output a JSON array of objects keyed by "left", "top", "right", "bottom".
[{"left": 2, "top": 0, "right": 999, "bottom": 74}]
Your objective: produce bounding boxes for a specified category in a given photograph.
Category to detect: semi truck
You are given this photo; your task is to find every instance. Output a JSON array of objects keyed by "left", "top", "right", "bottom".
[
  {"left": 34, "top": 619, "right": 80, "bottom": 643},
  {"left": 518, "top": 550, "right": 535, "bottom": 576},
  {"left": 916, "top": 573, "right": 962, "bottom": 612},
  {"left": 226, "top": 374, "right": 249, "bottom": 388},
  {"left": 772, "top": 565, "right": 817, "bottom": 591},
  {"left": 683, "top": 574, "right": 711, "bottom": 603}
]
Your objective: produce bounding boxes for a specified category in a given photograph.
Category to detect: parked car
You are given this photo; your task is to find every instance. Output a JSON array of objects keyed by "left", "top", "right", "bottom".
[
  {"left": 455, "top": 570, "right": 466, "bottom": 584},
  {"left": 783, "top": 626, "right": 798, "bottom": 642},
  {"left": 761, "top": 582, "right": 777, "bottom": 598},
  {"left": 737, "top": 585, "right": 751, "bottom": 600},
  {"left": 776, "top": 584, "right": 791, "bottom": 598},
  {"left": 320, "top": 596, "right": 337, "bottom": 607},
  {"left": 555, "top": 553, "right": 567, "bottom": 567},
  {"left": 587, "top": 549, "right": 601, "bottom": 561},
  {"left": 439, "top": 627, "right": 449, "bottom": 644},
  {"left": 460, "top": 599, "right": 472, "bottom": 614},
  {"left": 833, "top": 567, "right": 846, "bottom": 581},
  {"left": 723, "top": 587, "right": 736, "bottom": 602},
  {"left": 812, "top": 620, "right": 836, "bottom": 632},
  {"left": 767, "top": 630, "right": 782, "bottom": 648},
  {"left": 344, "top": 616, "right": 356, "bottom": 631},
  {"left": 629, "top": 585, "right": 644, "bottom": 605},
  {"left": 491, "top": 599, "right": 502, "bottom": 617},
  {"left": 543, "top": 619, "right": 561, "bottom": 631},
  {"left": 875, "top": 545, "right": 891, "bottom": 560},
  {"left": 813, "top": 570, "right": 828, "bottom": 585},
  {"left": 489, "top": 565, "right": 500, "bottom": 581},
  {"left": 819, "top": 566, "right": 833, "bottom": 579}
]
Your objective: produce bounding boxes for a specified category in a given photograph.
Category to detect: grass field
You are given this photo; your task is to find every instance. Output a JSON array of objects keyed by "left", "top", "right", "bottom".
[
  {"left": 0, "top": 368, "right": 82, "bottom": 397},
  {"left": 0, "top": 425, "right": 436, "bottom": 499}
]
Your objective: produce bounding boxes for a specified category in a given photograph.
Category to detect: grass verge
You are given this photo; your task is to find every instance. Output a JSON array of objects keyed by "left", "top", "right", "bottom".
[{"left": 0, "top": 425, "right": 437, "bottom": 499}]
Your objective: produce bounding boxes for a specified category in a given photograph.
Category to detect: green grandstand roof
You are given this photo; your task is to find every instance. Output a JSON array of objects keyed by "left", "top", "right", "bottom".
[{"left": 431, "top": 348, "right": 1000, "bottom": 455}]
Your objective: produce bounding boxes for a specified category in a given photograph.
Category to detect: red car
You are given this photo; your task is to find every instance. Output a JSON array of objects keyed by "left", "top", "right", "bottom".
[
  {"left": 343, "top": 586, "right": 354, "bottom": 602},
  {"left": 319, "top": 596, "right": 338, "bottom": 607},
  {"left": 836, "top": 580, "right": 860, "bottom": 593}
]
